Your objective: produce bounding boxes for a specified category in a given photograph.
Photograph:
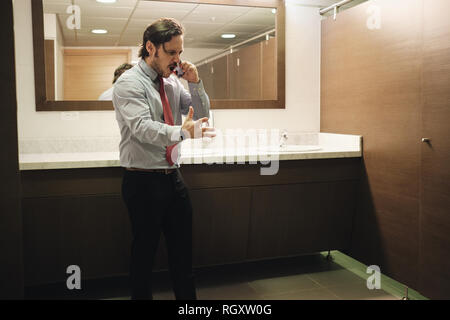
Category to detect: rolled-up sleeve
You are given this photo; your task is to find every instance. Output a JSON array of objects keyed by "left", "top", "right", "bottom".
[
  {"left": 180, "top": 80, "right": 210, "bottom": 120},
  {"left": 113, "top": 79, "right": 181, "bottom": 147}
]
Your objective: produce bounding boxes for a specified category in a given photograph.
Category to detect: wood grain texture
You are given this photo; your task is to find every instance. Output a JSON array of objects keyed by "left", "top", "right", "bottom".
[
  {"left": 21, "top": 159, "right": 361, "bottom": 197},
  {"left": 0, "top": 0, "right": 24, "bottom": 299},
  {"left": 419, "top": 0, "right": 450, "bottom": 300},
  {"left": 230, "top": 42, "right": 261, "bottom": 99},
  {"left": 191, "top": 188, "right": 251, "bottom": 266},
  {"left": 248, "top": 182, "right": 357, "bottom": 260},
  {"left": 321, "top": 0, "right": 423, "bottom": 290},
  {"left": 261, "top": 37, "right": 277, "bottom": 100},
  {"left": 22, "top": 195, "right": 132, "bottom": 286},
  {"left": 212, "top": 56, "right": 229, "bottom": 99},
  {"left": 21, "top": 159, "right": 360, "bottom": 286},
  {"left": 21, "top": 168, "right": 124, "bottom": 198},
  {"left": 63, "top": 49, "right": 130, "bottom": 100},
  {"left": 181, "top": 158, "right": 361, "bottom": 189},
  {"left": 198, "top": 53, "right": 239, "bottom": 100},
  {"left": 197, "top": 64, "right": 214, "bottom": 98}
]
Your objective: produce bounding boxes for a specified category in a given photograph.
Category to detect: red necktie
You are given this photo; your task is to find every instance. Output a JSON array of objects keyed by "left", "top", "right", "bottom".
[{"left": 159, "top": 76, "right": 178, "bottom": 166}]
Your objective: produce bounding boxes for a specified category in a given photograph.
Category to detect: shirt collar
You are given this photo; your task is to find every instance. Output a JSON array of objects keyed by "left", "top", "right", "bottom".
[{"left": 138, "top": 59, "right": 159, "bottom": 83}]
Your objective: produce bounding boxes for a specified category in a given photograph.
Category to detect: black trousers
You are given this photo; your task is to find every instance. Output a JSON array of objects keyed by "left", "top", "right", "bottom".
[{"left": 121, "top": 169, "right": 196, "bottom": 300}]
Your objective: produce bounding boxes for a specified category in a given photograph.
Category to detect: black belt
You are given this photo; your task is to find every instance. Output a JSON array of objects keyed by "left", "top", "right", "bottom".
[{"left": 126, "top": 167, "right": 176, "bottom": 175}]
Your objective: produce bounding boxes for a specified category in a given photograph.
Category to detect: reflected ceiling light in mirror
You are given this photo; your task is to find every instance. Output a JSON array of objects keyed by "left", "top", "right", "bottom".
[
  {"left": 272, "top": 9, "right": 277, "bottom": 14},
  {"left": 96, "top": 0, "right": 117, "bottom": 3},
  {"left": 221, "top": 34, "right": 236, "bottom": 39},
  {"left": 91, "top": 29, "right": 108, "bottom": 34}
]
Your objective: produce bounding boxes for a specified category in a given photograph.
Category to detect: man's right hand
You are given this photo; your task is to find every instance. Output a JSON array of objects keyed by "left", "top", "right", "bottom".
[{"left": 181, "top": 106, "right": 216, "bottom": 139}]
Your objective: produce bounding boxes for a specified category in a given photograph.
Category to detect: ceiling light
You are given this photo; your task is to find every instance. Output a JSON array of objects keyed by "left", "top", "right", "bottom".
[
  {"left": 91, "top": 29, "right": 108, "bottom": 34},
  {"left": 96, "top": 0, "right": 117, "bottom": 3},
  {"left": 221, "top": 34, "right": 236, "bottom": 39}
]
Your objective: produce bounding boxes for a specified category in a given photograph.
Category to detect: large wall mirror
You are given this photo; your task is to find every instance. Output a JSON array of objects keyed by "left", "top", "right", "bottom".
[{"left": 32, "top": 0, "right": 285, "bottom": 111}]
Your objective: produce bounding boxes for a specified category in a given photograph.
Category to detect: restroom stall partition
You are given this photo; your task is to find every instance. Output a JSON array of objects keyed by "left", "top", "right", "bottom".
[
  {"left": 197, "top": 37, "right": 277, "bottom": 101},
  {"left": 320, "top": 0, "right": 450, "bottom": 299}
]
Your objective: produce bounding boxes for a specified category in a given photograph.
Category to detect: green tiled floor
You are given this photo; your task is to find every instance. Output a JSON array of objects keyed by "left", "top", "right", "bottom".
[{"left": 110, "top": 251, "right": 427, "bottom": 300}]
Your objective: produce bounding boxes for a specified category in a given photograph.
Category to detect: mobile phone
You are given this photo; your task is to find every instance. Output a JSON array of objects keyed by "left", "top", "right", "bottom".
[{"left": 174, "top": 62, "right": 185, "bottom": 78}]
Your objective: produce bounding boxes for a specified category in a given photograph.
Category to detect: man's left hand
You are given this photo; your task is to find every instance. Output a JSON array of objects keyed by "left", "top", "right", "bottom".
[{"left": 180, "top": 61, "right": 199, "bottom": 83}]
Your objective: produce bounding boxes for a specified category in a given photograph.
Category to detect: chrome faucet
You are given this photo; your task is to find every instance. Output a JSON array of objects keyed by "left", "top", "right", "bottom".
[{"left": 279, "top": 130, "right": 288, "bottom": 147}]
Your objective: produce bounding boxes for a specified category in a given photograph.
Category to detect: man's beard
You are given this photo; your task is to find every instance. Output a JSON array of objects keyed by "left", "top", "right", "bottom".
[
  {"left": 150, "top": 50, "right": 176, "bottom": 78},
  {"left": 150, "top": 59, "right": 165, "bottom": 77}
]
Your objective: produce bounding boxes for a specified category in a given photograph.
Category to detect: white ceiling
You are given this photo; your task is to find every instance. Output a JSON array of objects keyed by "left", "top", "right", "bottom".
[{"left": 43, "top": 0, "right": 277, "bottom": 49}]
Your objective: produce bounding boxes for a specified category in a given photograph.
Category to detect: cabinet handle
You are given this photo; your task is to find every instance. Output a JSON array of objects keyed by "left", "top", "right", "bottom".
[{"left": 422, "top": 138, "right": 431, "bottom": 143}]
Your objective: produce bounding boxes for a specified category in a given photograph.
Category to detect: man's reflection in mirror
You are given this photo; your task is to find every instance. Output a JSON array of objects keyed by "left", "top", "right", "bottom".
[{"left": 98, "top": 63, "right": 134, "bottom": 100}]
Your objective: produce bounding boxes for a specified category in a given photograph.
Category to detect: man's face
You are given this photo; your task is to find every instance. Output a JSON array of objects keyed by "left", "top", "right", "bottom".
[{"left": 149, "top": 35, "right": 184, "bottom": 78}]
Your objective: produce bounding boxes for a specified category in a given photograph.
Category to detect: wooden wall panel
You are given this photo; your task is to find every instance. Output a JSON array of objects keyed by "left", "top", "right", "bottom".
[
  {"left": 63, "top": 49, "right": 130, "bottom": 100},
  {"left": 0, "top": 0, "right": 24, "bottom": 299},
  {"left": 419, "top": 0, "right": 450, "bottom": 300},
  {"left": 321, "top": 0, "right": 423, "bottom": 290},
  {"left": 237, "top": 42, "right": 261, "bottom": 100},
  {"left": 195, "top": 39, "right": 277, "bottom": 101},
  {"left": 197, "top": 63, "right": 214, "bottom": 98},
  {"left": 261, "top": 37, "right": 277, "bottom": 100},
  {"left": 212, "top": 56, "right": 228, "bottom": 99},
  {"left": 229, "top": 43, "right": 262, "bottom": 100},
  {"left": 197, "top": 56, "right": 229, "bottom": 100},
  {"left": 229, "top": 51, "right": 240, "bottom": 99}
]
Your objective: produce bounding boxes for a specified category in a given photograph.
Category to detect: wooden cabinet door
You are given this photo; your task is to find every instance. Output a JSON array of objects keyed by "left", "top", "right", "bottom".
[
  {"left": 248, "top": 181, "right": 357, "bottom": 260},
  {"left": 23, "top": 195, "right": 131, "bottom": 286},
  {"left": 249, "top": 184, "right": 329, "bottom": 260},
  {"left": 190, "top": 187, "right": 252, "bottom": 267},
  {"left": 419, "top": 0, "right": 450, "bottom": 300}
]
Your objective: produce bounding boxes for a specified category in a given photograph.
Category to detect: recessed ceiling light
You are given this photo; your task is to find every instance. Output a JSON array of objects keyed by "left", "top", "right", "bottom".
[
  {"left": 96, "top": 0, "right": 117, "bottom": 3},
  {"left": 221, "top": 34, "right": 236, "bottom": 39},
  {"left": 91, "top": 29, "right": 108, "bottom": 34}
]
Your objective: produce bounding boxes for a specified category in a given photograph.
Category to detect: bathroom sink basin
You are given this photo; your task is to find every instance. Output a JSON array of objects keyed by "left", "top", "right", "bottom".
[{"left": 258, "top": 145, "right": 322, "bottom": 153}]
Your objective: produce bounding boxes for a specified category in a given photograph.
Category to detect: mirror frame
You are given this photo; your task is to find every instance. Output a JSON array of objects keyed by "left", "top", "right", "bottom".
[{"left": 32, "top": 0, "right": 285, "bottom": 111}]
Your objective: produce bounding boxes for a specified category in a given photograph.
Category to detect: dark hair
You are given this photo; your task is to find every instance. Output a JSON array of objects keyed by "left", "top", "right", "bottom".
[
  {"left": 138, "top": 18, "right": 184, "bottom": 59},
  {"left": 113, "top": 63, "right": 133, "bottom": 84}
]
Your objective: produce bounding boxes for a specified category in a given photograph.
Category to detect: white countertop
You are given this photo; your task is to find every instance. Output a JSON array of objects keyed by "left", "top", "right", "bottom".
[{"left": 18, "top": 133, "right": 362, "bottom": 171}]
